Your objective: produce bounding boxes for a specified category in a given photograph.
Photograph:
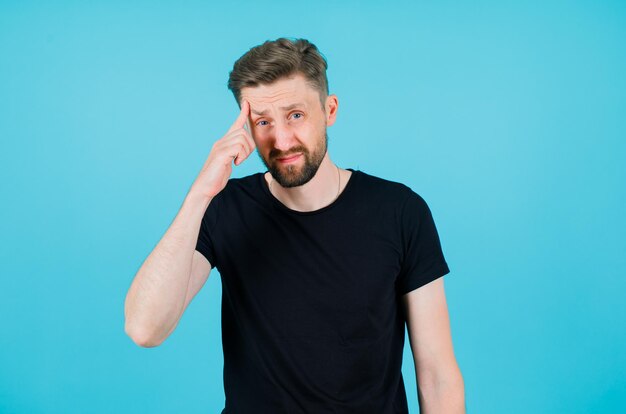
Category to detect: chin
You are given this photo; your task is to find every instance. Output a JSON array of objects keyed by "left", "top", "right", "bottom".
[{"left": 271, "top": 164, "right": 318, "bottom": 188}]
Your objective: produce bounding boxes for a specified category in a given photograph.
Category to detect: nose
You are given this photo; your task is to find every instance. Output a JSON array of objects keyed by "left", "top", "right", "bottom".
[{"left": 272, "top": 120, "right": 297, "bottom": 151}]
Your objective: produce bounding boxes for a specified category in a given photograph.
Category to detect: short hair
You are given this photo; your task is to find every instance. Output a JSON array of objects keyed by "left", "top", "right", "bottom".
[{"left": 227, "top": 37, "right": 329, "bottom": 109}]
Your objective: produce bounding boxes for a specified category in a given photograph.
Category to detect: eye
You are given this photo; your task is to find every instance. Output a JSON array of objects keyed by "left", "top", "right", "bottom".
[
  {"left": 257, "top": 120, "right": 269, "bottom": 126},
  {"left": 291, "top": 112, "right": 303, "bottom": 120}
]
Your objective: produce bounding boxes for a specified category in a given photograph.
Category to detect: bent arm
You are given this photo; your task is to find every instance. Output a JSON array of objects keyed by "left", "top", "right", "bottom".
[
  {"left": 124, "top": 192, "right": 212, "bottom": 347},
  {"left": 402, "top": 277, "right": 465, "bottom": 413}
]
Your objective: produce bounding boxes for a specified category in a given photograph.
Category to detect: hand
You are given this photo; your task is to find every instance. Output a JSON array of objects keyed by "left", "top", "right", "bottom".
[{"left": 190, "top": 100, "right": 256, "bottom": 201}]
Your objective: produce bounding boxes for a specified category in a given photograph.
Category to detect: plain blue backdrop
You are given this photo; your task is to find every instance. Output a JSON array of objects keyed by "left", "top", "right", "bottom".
[{"left": 1, "top": 1, "right": 625, "bottom": 413}]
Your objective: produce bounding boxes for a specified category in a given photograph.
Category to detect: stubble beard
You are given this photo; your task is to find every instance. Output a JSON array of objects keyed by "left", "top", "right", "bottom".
[{"left": 260, "top": 131, "right": 329, "bottom": 188}]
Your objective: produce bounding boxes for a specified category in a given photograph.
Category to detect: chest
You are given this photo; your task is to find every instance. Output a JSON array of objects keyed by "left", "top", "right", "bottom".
[{"left": 215, "top": 206, "right": 404, "bottom": 342}]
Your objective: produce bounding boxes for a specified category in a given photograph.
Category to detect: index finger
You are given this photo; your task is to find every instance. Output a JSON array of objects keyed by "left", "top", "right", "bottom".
[{"left": 228, "top": 99, "right": 250, "bottom": 133}]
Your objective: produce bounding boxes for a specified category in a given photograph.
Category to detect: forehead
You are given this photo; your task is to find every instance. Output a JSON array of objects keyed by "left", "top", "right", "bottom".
[{"left": 241, "top": 73, "right": 319, "bottom": 114}]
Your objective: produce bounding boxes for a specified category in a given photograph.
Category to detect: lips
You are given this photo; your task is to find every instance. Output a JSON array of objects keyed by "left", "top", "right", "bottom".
[{"left": 276, "top": 153, "right": 302, "bottom": 164}]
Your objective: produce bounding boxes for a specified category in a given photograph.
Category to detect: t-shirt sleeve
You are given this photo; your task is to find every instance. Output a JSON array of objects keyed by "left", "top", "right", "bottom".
[
  {"left": 395, "top": 191, "right": 450, "bottom": 295},
  {"left": 195, "top": 194, "right": 220, "bottom": 269}
]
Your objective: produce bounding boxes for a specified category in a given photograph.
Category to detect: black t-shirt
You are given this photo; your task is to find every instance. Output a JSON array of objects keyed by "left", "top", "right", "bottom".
[{"left": 195, "top": 169, "right": 450, "bottom": 414}]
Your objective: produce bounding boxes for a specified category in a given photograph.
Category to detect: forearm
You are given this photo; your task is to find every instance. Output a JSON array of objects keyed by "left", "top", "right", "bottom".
[
  {"left": 418, "top": 369, "right": 465, "bottom": 414},
  {"left": 124, "top": 191, "right": 211, "bottom": 347}
]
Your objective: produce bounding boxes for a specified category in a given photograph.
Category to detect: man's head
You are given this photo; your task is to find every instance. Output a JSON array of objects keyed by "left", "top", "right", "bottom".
[{"left": 227, "top": 38, "right": 338, "bottom": 188}]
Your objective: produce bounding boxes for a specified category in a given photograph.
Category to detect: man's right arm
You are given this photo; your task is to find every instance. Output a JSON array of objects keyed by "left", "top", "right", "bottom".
[
  {"left": 124, "top": 192, "right": 213, "bottom": 348},
  {"left": 124, "top": 99, "right": 254, "bottom": 348}
]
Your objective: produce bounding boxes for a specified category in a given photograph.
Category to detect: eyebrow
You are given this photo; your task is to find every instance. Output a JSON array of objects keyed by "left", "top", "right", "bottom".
[{"left": 251, "top": 103, "right": 305, "bottom": 116}]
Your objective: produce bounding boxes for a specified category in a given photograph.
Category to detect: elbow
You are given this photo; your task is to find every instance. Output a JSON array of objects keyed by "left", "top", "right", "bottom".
[
  {"left": 124, "top": 296, "right": 179, "bottom": 348},
  {"left": 432, "top": 365, "right": 465, "bottom": 390},
  {"left": 125, "top": 320, "right": 165, "bottom": 348},
  {"left": 425, "top": 366, "right": 465, "bottom": 405},
  {"left": 417, "top": 360, "right": 465, "bottom": 396}
]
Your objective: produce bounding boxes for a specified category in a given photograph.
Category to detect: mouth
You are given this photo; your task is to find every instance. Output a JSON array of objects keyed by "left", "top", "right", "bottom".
[{"left": 276, "top": 153, "right": 302, "bottom": 164}]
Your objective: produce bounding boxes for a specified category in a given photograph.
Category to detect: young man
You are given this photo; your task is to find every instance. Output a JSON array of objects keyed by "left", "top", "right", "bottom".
[{"left": 125, "top": 38, "right": 465, "bottom": 413}]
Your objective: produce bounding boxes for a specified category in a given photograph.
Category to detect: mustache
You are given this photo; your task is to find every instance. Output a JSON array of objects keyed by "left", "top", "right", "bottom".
[{"left": 269, "top": 146, "right": 308, "bottom": 160}]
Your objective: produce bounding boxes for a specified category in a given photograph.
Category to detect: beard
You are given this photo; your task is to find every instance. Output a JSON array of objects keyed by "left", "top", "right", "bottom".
[{"left": 259, "top": 131, "right": 328, "bottom": 188}]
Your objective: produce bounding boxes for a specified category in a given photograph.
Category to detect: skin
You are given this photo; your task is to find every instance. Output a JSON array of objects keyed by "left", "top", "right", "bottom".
[
  {"left": 402, "top": 279, "right": 466, "bottom": 413},
  {"left": 240, "top": 73, "right": 349, "bottom": 211},
  {"left": 125, "top": 71, "right": 464, "bottom": 413}
]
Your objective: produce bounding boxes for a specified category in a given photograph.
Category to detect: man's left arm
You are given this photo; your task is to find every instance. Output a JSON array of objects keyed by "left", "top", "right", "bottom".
[{"left": 401, "top": 277, "right": 465, "bottom": 414}]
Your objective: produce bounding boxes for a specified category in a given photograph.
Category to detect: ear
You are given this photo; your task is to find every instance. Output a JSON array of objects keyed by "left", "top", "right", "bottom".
[{"left": 324, "top": 94, "right": 339, "bottom": 127}]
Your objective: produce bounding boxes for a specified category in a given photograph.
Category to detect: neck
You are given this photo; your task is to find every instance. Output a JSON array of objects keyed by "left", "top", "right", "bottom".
[{"left": 266, "top": 153, "right": 348, "bottom": 212}]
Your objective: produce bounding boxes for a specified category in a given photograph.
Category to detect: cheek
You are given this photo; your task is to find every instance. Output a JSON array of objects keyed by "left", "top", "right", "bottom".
[{"left": 252, "top": 136, "right": 271, "bottom": 155}]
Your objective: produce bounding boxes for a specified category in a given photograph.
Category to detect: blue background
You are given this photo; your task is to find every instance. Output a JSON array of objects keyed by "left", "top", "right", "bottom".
[{"left": 1, "top": 1, "right": 625, "bottom": 413}]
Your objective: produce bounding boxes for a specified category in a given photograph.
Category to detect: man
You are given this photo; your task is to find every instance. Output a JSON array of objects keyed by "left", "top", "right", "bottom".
[{"left": 125, "top": 37, "right": 465, "bottom": 413}]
